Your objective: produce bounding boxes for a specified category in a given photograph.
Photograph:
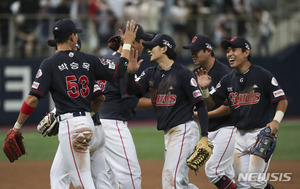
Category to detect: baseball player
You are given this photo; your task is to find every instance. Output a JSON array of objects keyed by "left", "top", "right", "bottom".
[
  {"left": 96, "top": 24, "right": 153, "bottom": 189},
  {"left": 183, "top": 34, "right": 237, "bottom": 189},
  {"left": 45, "top": 37, "right": 113, "bottom": 188},
  {"left": 126, "top": 33, "right": 209, "bottom": 189},
  {"left": 196, "top": 36, "right": 288, "bottom": 189},
  {"left": 8, "top": 19, "right": 137, "bottom": 189}
]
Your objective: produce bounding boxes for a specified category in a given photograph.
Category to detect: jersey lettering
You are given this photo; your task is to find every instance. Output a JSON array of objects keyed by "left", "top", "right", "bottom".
[
  {"left": 229, "top": 90, "right": 261, "bottom": 109},
  {"left": 97, "top": 80, "right": 106, "bottom": 92},
  {"left": 66, "top": 75, "right": 90, "bottom": 98},
  {"left": 150, "top": 89, "right": 177, "bottom": 106}
]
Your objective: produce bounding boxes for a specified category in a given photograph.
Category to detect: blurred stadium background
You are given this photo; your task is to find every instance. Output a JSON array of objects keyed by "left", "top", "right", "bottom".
[{"left": 1, "top": 0, "right": 300, "bottom": 125}]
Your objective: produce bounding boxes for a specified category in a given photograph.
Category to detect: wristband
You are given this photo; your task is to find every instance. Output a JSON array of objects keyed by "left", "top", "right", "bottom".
[
  {"left": 14, "top": 122, "right": 22, "bottom": 129},
  {"left": 123, "top": 44, "right": 131, "bottom": 51},
  {"left": 20, "top": 101, "right": 36, "bottom": 115},
  {"left": 91, "top": 111, "right": 95, "bottom": 117},
  {"left": 273, "top": 110, "right": 284, "bottom": 123},
  {"left": 201, "top": 88, "right": 209, "bottom": 98}
]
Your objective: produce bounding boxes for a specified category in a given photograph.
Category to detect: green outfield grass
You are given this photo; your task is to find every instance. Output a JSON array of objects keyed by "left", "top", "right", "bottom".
[{"left": 0, "top": 120, "right": 299, "bottom": 161}]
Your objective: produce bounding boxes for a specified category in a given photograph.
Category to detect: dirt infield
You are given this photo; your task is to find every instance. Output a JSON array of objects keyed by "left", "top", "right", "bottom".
[{"left": 0, "top": 160, "right": 299, "bottom": 188}]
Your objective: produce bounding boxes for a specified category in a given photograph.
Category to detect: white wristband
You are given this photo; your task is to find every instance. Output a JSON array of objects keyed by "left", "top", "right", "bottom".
[
  {"left": 201, "top": 88, "right": 209, "bottom": 98},
  {"left": 14, "top": 121, "right": 22, "bottom": 129},
  {"left": 123, "top": 44, "right": 131, "bottom": 51},
  {"left": 273, "top": 111, "right": 284, "bottom": 123}
]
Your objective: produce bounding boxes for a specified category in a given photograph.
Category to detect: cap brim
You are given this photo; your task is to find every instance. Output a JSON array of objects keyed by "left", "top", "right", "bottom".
[
  {"left": 182, "top": 44, "right": 200, "bottom": 51},
  {"left": 75, "top": 28, "right": 82, "bottom": 33},
  {"left": 141, "top": 33, "right": 154, "bottom": 41},
  {"left": 220, "top": 40, "right": 230, "bottom": 50},
  {"left": 142, "top": 41, "right": 159, "bottom": 49},
  {"left": 47, "top": 39, "right": 57, "bottom": 47}
]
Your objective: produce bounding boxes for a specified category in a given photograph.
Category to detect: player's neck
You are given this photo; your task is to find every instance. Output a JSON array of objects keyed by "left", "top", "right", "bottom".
[
  {"left": 202, "top": 57, "right": 215, "bottom": 72},
  {"left": 57, "top": 43, "right": 75, "bottom": 51},
  {"left": 157, "top": 57, "right": 174, "bottom": 70},
  {"left": 236, "top": 61, "right": 251, "bottom": 74}
]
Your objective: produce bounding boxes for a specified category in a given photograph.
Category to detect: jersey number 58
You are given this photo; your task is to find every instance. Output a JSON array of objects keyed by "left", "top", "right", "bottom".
[{"left": 66, "top": 75, "right": 90, "bottom": 98}]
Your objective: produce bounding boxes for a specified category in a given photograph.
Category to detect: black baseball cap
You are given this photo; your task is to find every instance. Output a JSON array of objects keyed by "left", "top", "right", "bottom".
[
  {"left": 47, "top": 37, "right": 81, "bottom": 51},
  {"left": 221, "top": 36, "right": 251, "bottom": 51},
  {"left": 183, "top": 34, "right": 213, "bottom": 51},
  {"left": 122, "top": 24, "right": 153, "bottom": 41},
  {"left": 142, "top": 33, "right": 176, "bottom": 50},
  {"left": 53, "top": 19, "right": 82, "bottom": 39}
]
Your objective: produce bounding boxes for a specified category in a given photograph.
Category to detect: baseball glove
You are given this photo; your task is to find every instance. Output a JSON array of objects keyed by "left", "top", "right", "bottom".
[
  {"left": 107, "top": 35, "right": 121, "bottom": 51},
  {"left": 37, "top": 108, "right": 59, "bottom": 137},
  {"left": 3, "top": 129, "right": 26, "bottom": 162},
  {"left": 250, "top": 127, "right": 276, "bottom": 162},
  {"left": 186, "top": 138, "right": 214, "bottom": 172}
]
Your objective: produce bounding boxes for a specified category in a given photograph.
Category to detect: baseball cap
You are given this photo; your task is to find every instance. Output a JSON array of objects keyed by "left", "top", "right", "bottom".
[
  {"left": 53, "top": 19, "right": 82, "bottom": 39},
  {"left": 142, "top": 33, "right": 176, "bottom": 50},
  {"left": 122, "top": 24, "right": 153, "bottom": 41},
  {"left": 221, "top": 36, "right": 251, "bottom": 51},
  {"left": 47, "top": 37, "right": 81, "bottom": 51},
  {"left": 183, "top": 34, "right": 213, "bottom": 51}
]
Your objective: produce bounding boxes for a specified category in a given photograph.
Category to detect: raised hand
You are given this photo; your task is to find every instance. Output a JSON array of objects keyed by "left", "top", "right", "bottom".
[
  {"left": 195, "top": 68, "right": 212, "bottom": 89},
  {"left": 128, "top": 49, "right": 143, "bottom": 74},
  {"left": 119, "top": 20, "right": 138, "bottom": 45}
]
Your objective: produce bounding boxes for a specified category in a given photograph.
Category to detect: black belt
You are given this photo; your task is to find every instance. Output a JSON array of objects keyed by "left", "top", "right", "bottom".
[{"left": 58, "top": 111, "right": 87, "bottom": 121}]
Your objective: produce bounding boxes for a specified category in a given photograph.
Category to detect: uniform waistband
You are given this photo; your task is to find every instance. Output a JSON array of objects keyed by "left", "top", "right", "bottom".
[{"left": 58, "top": 111, "right": 90, "bottom": 121}]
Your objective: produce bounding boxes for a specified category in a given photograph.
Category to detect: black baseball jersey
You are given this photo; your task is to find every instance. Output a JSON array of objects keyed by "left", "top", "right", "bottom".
[
  {"left": 194, "top": 59, "right": 233, "bottom": 132},
  {"left": 128, "top": 63, "right": 204, "bottom": 131},
  {"left": 97, "top": 51, "right": 139, "bottom": 121},
  {"left": 29, "top": 50, "right": 126, "bottom": 115},
  {"left": 211, "top": 64, "right": 287, "bottom": 130}
]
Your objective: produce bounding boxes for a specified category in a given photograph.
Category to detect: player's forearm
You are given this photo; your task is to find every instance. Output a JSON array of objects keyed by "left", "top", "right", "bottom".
[
  {"left": 196, "top": 101, "right": 209, "bottom": 137},
  {"left": 273, "top": 99, "right": 288, "bottom": 124},
  {"left": 208, "top": 105, "right": 231, "bottom": 118},
  {"left": 15, "top": 95, "right": 39, "bottom": 130},
  {"left": 127, "top": 74, "right": 142, "bottom": 95},
  {"left": 91, "top": 95, "right": 105, "bottom": 113},
  {"left": 135, "top": 97, "right": 153, "bottom": 110}
]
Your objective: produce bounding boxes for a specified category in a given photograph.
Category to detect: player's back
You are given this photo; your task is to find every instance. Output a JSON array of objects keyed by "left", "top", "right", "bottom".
[
  {"left": 98, "top": 51, "right": 138, "bottom": 120},
  {"left": 36, "top": 50, "right": 114, "bottom": 115}
]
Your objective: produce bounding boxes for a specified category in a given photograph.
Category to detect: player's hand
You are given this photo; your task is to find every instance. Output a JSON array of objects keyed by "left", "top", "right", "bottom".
[
  {"left": 195, "top": 68, "right": 211, "bottom": 89},
  {"left": 119, "top": 20, "right": 138, "bottom": 45},
  {"left": 128, "top": 49, "right": 143, "bottom": 74},
  {"left": 266, "top": 120, "right": 279, "bottom": 134}
]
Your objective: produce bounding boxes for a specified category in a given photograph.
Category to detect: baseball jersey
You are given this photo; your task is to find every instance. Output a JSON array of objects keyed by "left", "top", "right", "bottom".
[
  {"left": 211, "top": 64, "right": 287, "bottom": 130},
  {"left": 29, "top": 50, "right": 126, "bottom": 115},
  {"left": 129, "top": 63, "right": 204, "bottom": 131},
  {"left": 194, "top": 59, "right": 233, "bottom": 132},
  {"left": 96, "top": 51, "right": 139, "bottom": 121}
]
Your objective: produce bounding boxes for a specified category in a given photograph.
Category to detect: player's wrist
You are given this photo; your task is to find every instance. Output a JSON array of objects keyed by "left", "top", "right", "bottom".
[
  {"left": 273, "top": 110, "right": 284, "bottom": 123},
  {"left": 14, "top": 121, "right": 22, "bottom": 130},
  {"left": 201, "top": 88, "right": 209, "bottom": 98},
  {"left": 122, "top": 44, "right": 131, "bottom": 51}
]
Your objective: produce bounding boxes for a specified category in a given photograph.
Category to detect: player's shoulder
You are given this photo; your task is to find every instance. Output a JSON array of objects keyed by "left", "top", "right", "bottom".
[
  {"left": 250, "top": 64, "right": 273, "bottom": 76},
  {"left": 173, "top": 63, "right": 192, "bottom": 73},
  {"left": 214, "top": 59, "right": 230, "bottom": 71}
]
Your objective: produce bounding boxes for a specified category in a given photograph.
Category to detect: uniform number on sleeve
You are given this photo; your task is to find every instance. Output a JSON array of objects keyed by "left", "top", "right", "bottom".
[{"left": 66, "top": 75, "right": 90, "bottom": 98}]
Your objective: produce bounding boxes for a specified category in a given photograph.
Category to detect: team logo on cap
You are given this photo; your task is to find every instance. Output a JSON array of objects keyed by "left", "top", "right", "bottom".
[
  {"left": 230, "top": 36, "right": 238, "bottom": 41},
  {"left": 192, "top": 36, "right": 197, "bottom": 43},
  {"left": 206, "top": 43, "right": 213, "bottom": 50},
  {"left": 163, "top": 40, "right": 172, "bottom": 48},
  {"left": 245, "top": 43, "right": 250, "bottom": 50}
]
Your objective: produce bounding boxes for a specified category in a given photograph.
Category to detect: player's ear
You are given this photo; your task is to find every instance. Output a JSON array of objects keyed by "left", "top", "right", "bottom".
[
  {"left": 162, "top": 46, "right": 168, "bottom": 53},
  {"left": 244, "top": 49, "right": 251, "bottom": 58}
]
